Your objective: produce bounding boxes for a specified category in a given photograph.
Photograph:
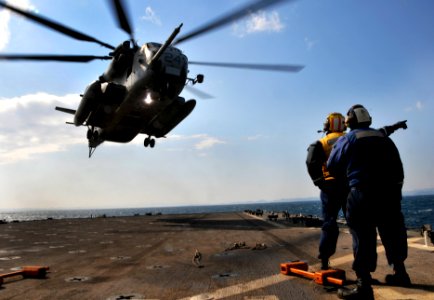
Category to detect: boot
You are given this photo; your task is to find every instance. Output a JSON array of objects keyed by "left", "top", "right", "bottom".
[
  {"left": 337, "top": 277, "right": 374, "bottom": 300},
  {"left": 321, "top": 258, "right": 330, "bottom": 270},
  {"left": 385, "top": 262, "right": 411, "bottom": 287},
  {"left": 385, "top": 272, "right": 411, "bottom": 287}
]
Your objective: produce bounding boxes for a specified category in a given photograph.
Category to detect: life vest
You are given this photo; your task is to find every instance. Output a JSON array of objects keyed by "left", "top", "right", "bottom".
[{"left": 319, "top": 132, "right": 345, "bottom": 180}]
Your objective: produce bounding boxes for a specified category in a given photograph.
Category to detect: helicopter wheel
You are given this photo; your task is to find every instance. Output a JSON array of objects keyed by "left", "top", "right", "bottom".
[{"left": 144, "top": 137, "right": 155, "bottom": 148}]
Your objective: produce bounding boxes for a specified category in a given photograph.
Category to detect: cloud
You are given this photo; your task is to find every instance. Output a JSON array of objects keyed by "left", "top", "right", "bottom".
[
  {"left": 232, "top": 11, "right": 284, "bottom": 37},
  {"left": 141, "top": 6, "right": 162, "bottom": 26},
  {"left": 168, "top": 134, "right": 226, "bottom": 151},
  {"left": 405, "top": 100, "right": 424, "bottom": 112},
  {"left": 0, "top": 7, "right": 12, "bottom": 50},
  {"left": 194, "top": 135, "right": 226, "bottom": 150},
  {"left": 0, "top": 92, "right": 82, "bottom": 164},
  {"left": 304, "top": 37, "right": 318, "bottom": 51},
  {"left": 0, "top": 0, "right": 37, "bottom": 51},
  {"left": 0, "top": 92, "right": 227, "bottom": 164}
]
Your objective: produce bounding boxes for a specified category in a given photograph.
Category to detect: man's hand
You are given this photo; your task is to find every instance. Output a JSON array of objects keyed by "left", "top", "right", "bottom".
[{"left": 393, "top": 120, "right": 408, "bottom": 130}]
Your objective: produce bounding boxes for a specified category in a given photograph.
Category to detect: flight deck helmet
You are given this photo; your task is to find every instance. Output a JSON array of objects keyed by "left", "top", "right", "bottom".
[
  {"left": 323, "top": 112, "right": 346, "bottom": 133},
  {"left": 345, "top": 104, "right": 372, "bottom": 129}
]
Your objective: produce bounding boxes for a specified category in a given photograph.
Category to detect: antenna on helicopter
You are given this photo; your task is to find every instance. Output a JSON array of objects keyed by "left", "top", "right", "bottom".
[{"left": 149, "top": 24, "right": 183, "bottom": 67}]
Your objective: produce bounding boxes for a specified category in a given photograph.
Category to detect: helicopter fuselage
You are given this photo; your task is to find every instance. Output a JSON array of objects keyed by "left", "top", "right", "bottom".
[
  {"left": 67, "top": 41, "right": 196, "bottom": 155},
  {"left": 3, "top": 0, "right": 302, "bottom": 158}
]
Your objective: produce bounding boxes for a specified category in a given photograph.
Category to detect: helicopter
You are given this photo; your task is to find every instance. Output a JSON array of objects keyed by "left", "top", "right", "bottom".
[{"left": 0, "top": 0, "right": 304, "bottom": 158}]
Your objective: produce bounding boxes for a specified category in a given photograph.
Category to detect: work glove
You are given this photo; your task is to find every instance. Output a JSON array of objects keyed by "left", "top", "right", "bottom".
[{"left": 393, "top": 120, "right": 408, "bottom": 130}]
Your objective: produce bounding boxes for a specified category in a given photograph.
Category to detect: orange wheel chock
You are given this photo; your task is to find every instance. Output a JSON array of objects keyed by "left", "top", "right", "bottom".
[
  {"left": 280, "top": 261, "right": 345, "bottom": 286},
  {"left": 0, "top": 266, "right": 49, "bottom": 285}
]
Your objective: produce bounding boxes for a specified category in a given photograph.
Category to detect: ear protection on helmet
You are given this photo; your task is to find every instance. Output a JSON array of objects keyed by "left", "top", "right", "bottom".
[
  {"left": 345, "top": 104, "right": 372, "bottom": 129},
  {"left": 323, "top": 112, "right": 346, "bottom": 133}
]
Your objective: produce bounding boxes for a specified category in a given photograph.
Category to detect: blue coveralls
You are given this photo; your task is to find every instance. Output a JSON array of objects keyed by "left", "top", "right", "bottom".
[
  {"left": 327, "top": 128, "right": 408, "bottom": 277},
  {"left": 318, "top": 180, "right": 348, "bottom": 260}
]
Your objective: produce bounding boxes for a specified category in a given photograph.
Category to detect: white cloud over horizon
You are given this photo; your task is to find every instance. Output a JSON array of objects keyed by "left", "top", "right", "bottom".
[
  {"left": 232, "top": 11, "right": 284, "bottom": 37},
  {"left": 0, "top": 92, "right": 227, "bottom": 164},
  {"left": 167, "top": 133, "right": 227, "bottom": 151},
  {"left": 0, "top": 92, "right": 82, "bottom": 164}
]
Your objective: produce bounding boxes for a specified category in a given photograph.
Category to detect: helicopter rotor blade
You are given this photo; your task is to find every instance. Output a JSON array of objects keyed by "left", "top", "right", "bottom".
[
  {"left": 188, "top": 61, "right": 304, "bottom": 73},
  {"left": 174, "top": 0, "right": 294, "bottom": 45},
  {"left": 0, "top": 54, "right": 112, "bottom": 63},
  {"left": 109, "top": 0, "right": 135, "bottom": 45},
  {"left": 184, "top": 85, "right": 214, "bottom": 100},
  {"left": 0, "top": 1, "right": 115, "bottom": 50}
]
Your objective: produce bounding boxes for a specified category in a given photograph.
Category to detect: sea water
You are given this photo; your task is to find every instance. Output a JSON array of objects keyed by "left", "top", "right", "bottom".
[{"left": 1, "top": 195, "right": 432, "bottom": 229}]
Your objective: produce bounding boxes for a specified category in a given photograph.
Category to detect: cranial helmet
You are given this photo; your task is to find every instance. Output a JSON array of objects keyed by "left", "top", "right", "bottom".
[
  {"left": 324, "top": 112, "right": 346, "bottom": 133},
  {"left": 345, "top": 104, "right": 372, "bottom": 129}
]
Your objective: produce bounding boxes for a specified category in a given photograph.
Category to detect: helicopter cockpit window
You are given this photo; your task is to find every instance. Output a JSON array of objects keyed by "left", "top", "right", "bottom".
[
  {"left": 147, "top": 42, "right": 162, "bottom": 49},
  {"left": 146, "top": 43, "right": 162, "bottom": 56}
]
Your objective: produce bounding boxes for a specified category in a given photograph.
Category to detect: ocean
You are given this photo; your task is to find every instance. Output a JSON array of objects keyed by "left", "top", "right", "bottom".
[{"left": 1, "top": 195, "right": 432, "bottom": 229}]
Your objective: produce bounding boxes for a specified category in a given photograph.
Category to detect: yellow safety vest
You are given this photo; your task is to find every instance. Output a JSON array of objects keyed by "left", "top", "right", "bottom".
[{"left": 319, "top": 132, "right": 345, "bottom": 180}]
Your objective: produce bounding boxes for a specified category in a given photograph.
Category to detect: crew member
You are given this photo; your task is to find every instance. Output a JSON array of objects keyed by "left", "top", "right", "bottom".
[
  {"left": 327, "top": 105, "right": 411, "bottom": 300},
  {"left": 306, "top": 113, "right": 348, "bottom": 270},
  {"left": 306, "top": 112, "right": 407, "bottom": 271}
]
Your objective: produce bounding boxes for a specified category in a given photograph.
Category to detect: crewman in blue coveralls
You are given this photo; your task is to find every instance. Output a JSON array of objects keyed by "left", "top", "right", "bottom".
[
  {"left": 327, "top": 104, "right": 411, "bottom": 300},
  {"left": 306, "top": 112, "right": 407, "bottom": 271}
]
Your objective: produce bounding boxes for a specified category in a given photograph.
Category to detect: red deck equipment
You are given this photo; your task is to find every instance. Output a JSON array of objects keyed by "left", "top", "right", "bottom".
[
  {"left": 280, "top": 261, "right": 345, "bottom": 286},
  {"left": 0, "top": 266, "right": 49, "bottom": 286}
]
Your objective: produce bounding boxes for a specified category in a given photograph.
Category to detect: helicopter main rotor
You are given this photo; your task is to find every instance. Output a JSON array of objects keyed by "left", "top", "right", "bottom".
[
  {"left": 110, "top": 0, "right": 136, "bottom": 47},
  {"left": 173, "top": 0, "right": 295, "bottom": 45},
  {"left": 0, "top": 1, "right": 115, "bottom": 50},
  {"left": 0, "top": 0, "right": 303, "bottom": 72}
]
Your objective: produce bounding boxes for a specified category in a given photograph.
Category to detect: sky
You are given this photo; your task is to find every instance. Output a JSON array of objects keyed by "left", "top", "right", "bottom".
[{"left": 1, "top": 0, "right": 434, "bottom": 210}]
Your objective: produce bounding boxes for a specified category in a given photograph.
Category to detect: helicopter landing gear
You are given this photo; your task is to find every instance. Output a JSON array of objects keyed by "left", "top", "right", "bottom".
[
  {"left": 87, "top": 126, "right": 103, "bottom": 158},
  {"left": 88, "top": 147, "right": 96, "bottom": 158},
  {"left": 87, "top": 129, "right": 99, "bottom": 140},
  {"left": 144, "top": 136, "right": 155, "bottom": 148},
  {"left": 87, "top": 128, "right": 100, "bottom": 141}
]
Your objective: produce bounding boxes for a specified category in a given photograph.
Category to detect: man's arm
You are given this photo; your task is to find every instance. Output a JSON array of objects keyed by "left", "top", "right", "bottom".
[{"left": 379, "top": 120, "right": 407, "bottom": 136}]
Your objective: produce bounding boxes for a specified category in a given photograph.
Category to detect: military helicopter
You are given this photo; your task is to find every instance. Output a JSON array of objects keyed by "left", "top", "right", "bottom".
[{"left": 0, "top": 0, "right": 303, "bottom": 157}]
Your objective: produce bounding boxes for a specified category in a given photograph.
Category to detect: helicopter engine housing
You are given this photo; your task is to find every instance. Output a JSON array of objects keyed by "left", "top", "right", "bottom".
[{"left": 74, "top": 80, "right": 127, "bottom": 126}]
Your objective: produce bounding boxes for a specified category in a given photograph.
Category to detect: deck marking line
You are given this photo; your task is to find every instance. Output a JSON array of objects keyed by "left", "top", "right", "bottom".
[{"left": 179, "top": 274, "right": 292, "bottom": 300}]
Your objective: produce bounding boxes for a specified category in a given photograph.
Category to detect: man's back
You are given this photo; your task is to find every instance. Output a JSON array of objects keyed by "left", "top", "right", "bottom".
[{"left": 328, "top": 128, "right": 404, "bottom": 188}]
